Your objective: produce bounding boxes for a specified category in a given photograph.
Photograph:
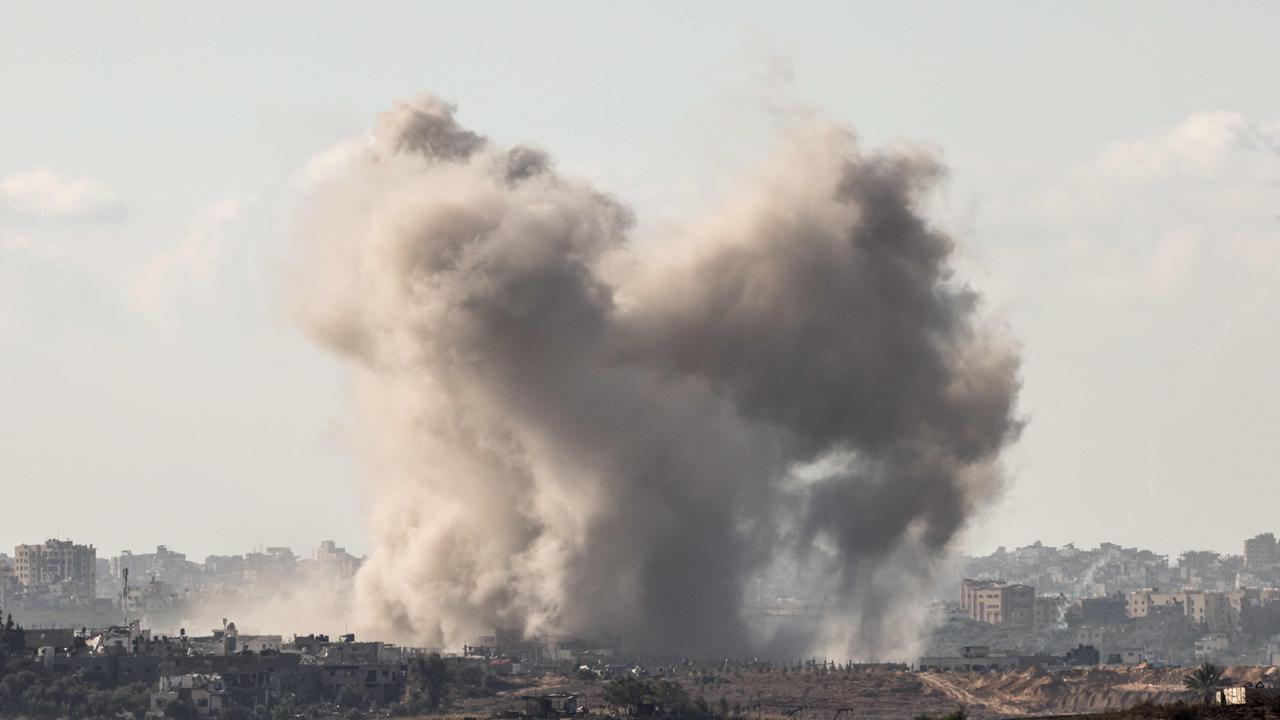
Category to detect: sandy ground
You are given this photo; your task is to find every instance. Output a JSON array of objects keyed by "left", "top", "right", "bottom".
[{"left": 437, "top": 665, "right": 1280, "bottom": 720}]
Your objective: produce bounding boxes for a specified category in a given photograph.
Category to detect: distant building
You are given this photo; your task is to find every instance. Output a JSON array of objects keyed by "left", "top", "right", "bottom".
[
  {"left": 187, "top": 621, "right": 279, "bottom": 656},
  {"left": 1105, "top": 650, "right": 1148, "bottom": 665},
  {"left": 1080, "top": 594, "right": 1128, "bottom": 625},
  {"left": 919, "top": 645, "right": 1022, "bottom": 672},
  {"left": 148, "top": 674, "right": 225, "bottom": 718},
  {"left": 919, "top": 645, "right": 1074, "bottom": 672},
  {"left": 14, "top": 539, "right": 96, "bottom": 598},
  {"left": 1213, "top": 685, "right": 1280, "bottom": 707},
  {"left": 1245, "top": 533, "right": 1277, "bottom": 571},
  {"left": 1033, "top": 594, "right": 1067, "bottom": 628},
  {"left": 233, "top": 634, "right": 282, "bottom": 654},
  {"left": 125, "top": 577, "right": 182, "bottom": 617},
  {"left": 1126, "top": 588, "right": 1230, "bottom": 631},
  {"left": 313, "top": 540, "right": 361, "bottom": 577},
  {"left": 1194, "top": 633, "right": 1229, "bottom": 660},
  {"left": 286, "top": 634, "right": 331, "bottom": 655},
  {"left": 960, "top": 579, "right": 1034, "bottom": 626},
  {"left": 0, "top": 555, "right": 19, "bottom": 601},
  {"left": 1064, "top": 644, "right": 1100, "bottom": 666},
  {"left": 1076, "top": 625, "right": 1109, "bottom": 648},
  {"left": 112, "top": 546, "right": 197, "bottom": 590},
  {"left": 319, "top": 662, "right": 405, "bottom": 704}
]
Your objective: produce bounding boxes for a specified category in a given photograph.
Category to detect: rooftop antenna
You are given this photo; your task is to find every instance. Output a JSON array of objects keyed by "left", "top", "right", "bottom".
[{"left": 122, "top": 567, "right": 129, "bottom": 628}]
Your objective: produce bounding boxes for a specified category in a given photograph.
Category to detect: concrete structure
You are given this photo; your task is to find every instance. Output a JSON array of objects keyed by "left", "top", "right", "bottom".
[
  {"left": 285, "top": 633, "right": 330, "bottom": 655},
  {"left": 1075, "top": 626, "right": 1109, "bottom": 648},
  {"left": 961, "top": 579, "right": 1034, "bottom": 626},
  {"left": 148, "top": 674, "right": 226, "bottom": 718},
  {"left": 23, "top": 628, "right": 78, "bottom": 655},
  {"left": 517, "top": 693, "right": 579, "bottom": 717},
  {"left": 233, "top": 634, "right": 282, "bottom": 655},
  {"left": 918, "top": 646, "right": 1037, "bottom": 672},
  {"left": 1105, "top": 650, "right": 1148, "bottom": 665},
  {"left": 1033, "top": 594, "right": 1067, "bottom": 628},
  {"left": 1245, "top": 533, "right": 1277, "bottom": 571},
  {"left": 918, "top": 654, "right": 1020, "bottom": 671},
  {"left": 1213, "top": 684, "right": 1280, "bottom": 706},
  {"left": 112, "top": 546, "right": 196, "bottom": 586},
  {"left": 1126, "top": 588, "right": 1231, "bottom": 631},
  {"left": 1064, "top": 644, "right": 1100, "bottom": 666},
  {"left": 319, "top": 663, "right": 404, "bottom": 704},
  {"left": 1079, "top": 594, "right": 1127, "bottom": 625},
  {"left": 313, "top": 540, "right": 361, "bottom": 577},
  {"left": 1183, "top": 590, "right": 1230, "bottom": 630},
  {"left": 125, "top": 577, "right": 181, "bottom": 617},
  {"left": 1194, "top": 633, "right": 1229, "bottom": 660},
  {"left": 186, "top": 621, "right": 279, "bottom": 656},
  {"left": 960, "top": 578, "right": 996, "bottom": 619},
  {"left": 14, "top": 539, "right": 96, "bottom": 598},
  {"left": 86, "top": 621, "right": 151, "bottom": 655},
  {"left": 0, "top": 558, "right": 20, "bottom": 605},
  {"left": 321, "top": 639, "right": 383, "bottom": 664}
]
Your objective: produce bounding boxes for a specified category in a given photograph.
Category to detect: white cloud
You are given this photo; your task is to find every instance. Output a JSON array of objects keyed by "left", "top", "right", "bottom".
[
  {"left": 131, "top": 197, "right": 255, "bottom": 322},
  {"left": 0, "top": 301, "right": 14, "bottom": 336},
  {"left": 292, "top": 135, "right": 369, "bottom": 192},
  {"left": 955, "top": 110, "right": 1280, "bottom": 303},
  {"left": 0, "top": 231, "right": 67, "bottom": 264},
  {"left": 1096, "top": 112, "right": 1280, "bottom": 182},
  {"left": 1143, "top": 229, "right": 1201, "bottom": 294},
  {"left": 948, "top": 110, "right": 1280, "bottom": 555},
  {"left": 0, "top": 167, "right": 124, "bottom": 220}
]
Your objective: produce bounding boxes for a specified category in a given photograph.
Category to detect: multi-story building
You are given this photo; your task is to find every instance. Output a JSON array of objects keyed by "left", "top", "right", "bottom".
[
  {"left": 1080, "top": 594, "right": 1128, "bottom": 625},
  {"left": 960, "top": 578, "right": 996, "bottom": 619},
  {"left": 961, "top": 579, "right": 1035, "bottom": 626},
  {"left": 111, "top": 545, "right": 199, "bottom": 588},
  {"left": 13, "top": 539, "right": 96, "bottom": 598},
  {"left": 312, "top": 540, "right": 361, "bottom": 577},
  {"left": 149, "top": 674, "right": 226, "bottom": 718},
  {"left": 1033, "top": 594, "right": 1068, "bottom": 628},
  {"left": 1194, "top": 633, "right": 1230, "bottom": 660},
  {"left": 1183, "top": 590, "right": 1230, "bottom": 630},
  {"left": 1244, "top": 533, "right": 1277, "bottom": 571},
  {"left": 1222, "top": 587, "right": 1280, "bottom": 632},
  {"left": 1076, "top": 625, "right": 1110, "bottom": 648},
  {"left": 0, "top": 555, "right": 20, "bottom": 603},
  {"left": 1126, "top": 588, "right": 1231, "bottom": 631},
  {"left": 1176, "top": 551, "right": 1237, "bottom": 592},
  {"left": 242, "top": 547, "right": 297, "bottom": 586},
  {"left": 124, "top": 576, "right": 183, "bottom": 617}
]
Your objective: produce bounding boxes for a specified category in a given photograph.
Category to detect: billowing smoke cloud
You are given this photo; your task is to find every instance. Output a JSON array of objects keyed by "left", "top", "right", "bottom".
[{"left": 292, "top": 94, "right": 1021, "bottom": 659}]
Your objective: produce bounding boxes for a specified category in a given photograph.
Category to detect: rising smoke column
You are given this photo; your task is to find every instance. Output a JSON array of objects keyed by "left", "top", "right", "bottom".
[{"left": 292, "top": 95, "right": 1021, "bottom": 658}]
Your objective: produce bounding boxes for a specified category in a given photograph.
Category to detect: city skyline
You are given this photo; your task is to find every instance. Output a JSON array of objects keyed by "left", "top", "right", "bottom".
[
  {"left": 5, "top": 3, "right": 1280, "bottom": 565},
  {"left": 6, "top": 5, "right": 1280, "bottom": 717}
]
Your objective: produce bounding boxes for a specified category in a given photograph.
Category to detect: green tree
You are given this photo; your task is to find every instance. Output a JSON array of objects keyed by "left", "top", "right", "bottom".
[
  {"left": 405, "top": 654, "right": 449, "bottom": 710},
  {"left": 272, "top": 693, "right": 299, "bottom": 720},
  {"left": 602, "top": 677, "right": 697, "bottom": 717},
  {"left": 1183, "top": 662, "right": 1227, "bottom": 694},
  {"left": 335, "top": 685, "right": 363, "bottom": 708},
  {"left": 164, "top": 698, "right": 199, "bottom": 720}
]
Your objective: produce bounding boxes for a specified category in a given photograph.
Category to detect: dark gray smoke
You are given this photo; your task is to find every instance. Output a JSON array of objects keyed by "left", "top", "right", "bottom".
[{"left": 292, "top": 94, "right": 1021, "bottom": 659}]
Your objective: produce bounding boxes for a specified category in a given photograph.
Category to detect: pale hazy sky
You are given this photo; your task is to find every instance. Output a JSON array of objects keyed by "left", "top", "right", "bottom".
[{"left": 2, "top": 1, "right": 1278, "bottom": 561}]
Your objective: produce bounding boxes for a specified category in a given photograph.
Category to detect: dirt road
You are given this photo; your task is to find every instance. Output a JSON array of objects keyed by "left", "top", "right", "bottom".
[{"left": 918, "top": 671, "right": 1027, "bottom": 717}]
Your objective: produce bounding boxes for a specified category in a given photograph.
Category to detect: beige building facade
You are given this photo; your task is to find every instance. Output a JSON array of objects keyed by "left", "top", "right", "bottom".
[{"left": 14, "top": 539, "right": 96, "bottom": 598}]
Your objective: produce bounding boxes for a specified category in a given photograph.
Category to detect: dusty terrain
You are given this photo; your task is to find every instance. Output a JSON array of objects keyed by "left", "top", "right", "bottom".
[{"left": 445, "top": 665, "right": 1280, "bottom": 720}]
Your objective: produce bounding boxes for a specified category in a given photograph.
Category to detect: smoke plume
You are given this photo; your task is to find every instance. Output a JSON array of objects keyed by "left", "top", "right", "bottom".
[{"left": 292, "top": 95, "right": 1021, "bottom": 659}]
